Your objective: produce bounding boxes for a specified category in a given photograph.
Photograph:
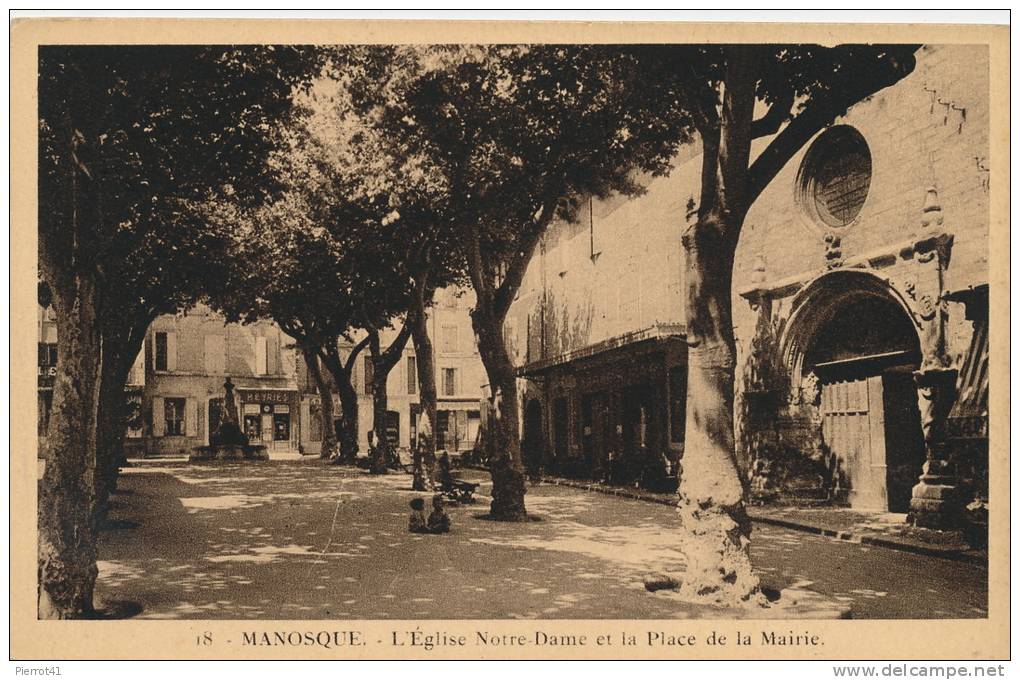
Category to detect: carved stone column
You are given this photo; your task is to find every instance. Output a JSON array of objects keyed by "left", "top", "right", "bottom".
[
  {"left": 908, "top": 188, "right": 961, "bottom": 529},
  {"left": 909, "top": 367, "right": 960, "bottom": 528}
]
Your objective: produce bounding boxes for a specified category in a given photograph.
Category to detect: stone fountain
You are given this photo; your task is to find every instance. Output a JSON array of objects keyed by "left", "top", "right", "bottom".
[{"left": 189, "top": 377, "right": 269, "bottom": 462}]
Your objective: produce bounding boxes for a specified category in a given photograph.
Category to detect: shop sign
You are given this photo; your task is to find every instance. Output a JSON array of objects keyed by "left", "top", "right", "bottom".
[{"left": 240, "top": 390, "right": 294, "bottom": 405}]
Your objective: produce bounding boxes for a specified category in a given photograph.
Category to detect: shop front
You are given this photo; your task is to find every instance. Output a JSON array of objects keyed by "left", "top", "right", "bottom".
[
  {"left": 410, "top": 401, "right": 481, "bottom": 453},
  {"left": 517, "top": 323, "right": 686, "bottom": 490},
  {"left": 236, "top": 388, "right": 300, "bottom": 453}
]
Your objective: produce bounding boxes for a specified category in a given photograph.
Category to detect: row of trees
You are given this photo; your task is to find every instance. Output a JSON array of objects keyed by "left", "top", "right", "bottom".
[{"left": 37, "top": 42, "right": 917, "bottom": 617}]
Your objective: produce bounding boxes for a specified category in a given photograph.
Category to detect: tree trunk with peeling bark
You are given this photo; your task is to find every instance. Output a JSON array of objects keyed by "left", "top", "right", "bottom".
[
  {"left": 459, "top": 197, "right": 557, "bottom": 521},
  {"left": 37, "top": 276, "right": 103, "bottom": 619},
  {"left": 473, "top": 307, "right": 527, "bottom": 521},
  {"left": 667, "top": 44, "right": 918, "bottom": 606},
  {"left": 94, "top": 328, "right": 145, "bottom": 525},
  {"left": 676, "top": 210, "right": 762, "bottom": 604},
  {"left": 303, "top": 347, "right": 338, "bottom": 459},
  {"left": 672, "top": 46, "right": 765, "bottom": 605},
  {"left": 37, "top": 120, "right": 107, "bottom": 618}
]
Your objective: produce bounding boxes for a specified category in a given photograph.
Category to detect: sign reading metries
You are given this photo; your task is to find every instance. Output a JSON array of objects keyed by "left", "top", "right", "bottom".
[{"left": 238, "top": 390, "right": 295, "bottom": 405}]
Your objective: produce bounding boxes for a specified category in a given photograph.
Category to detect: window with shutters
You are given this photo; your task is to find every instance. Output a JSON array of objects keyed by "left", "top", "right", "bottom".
[
  {"left": 407, "top": 356, "right": 417, "bottom": 394},
  {"left": 443, "top": 367, "right": 457, "bottom": 396},
  {"left": 164, "top": 397, "right": 186, "bottom": 436},
  {"left": 441, "top": 325, "right": 458, "bottom": 353},
  {"left": 204, "top": 335, "right": 226, "bottom": 374},
  {"left": 38, "top": 343, "right": 58, "bottom": 367},
  {"left": 155, "top": 332, "right": 168, "bottom": 371}
]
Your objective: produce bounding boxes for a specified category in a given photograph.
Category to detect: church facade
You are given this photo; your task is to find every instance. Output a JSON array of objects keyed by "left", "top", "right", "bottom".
[{"left": 505, "top": 45, "right": 989, "bottom": 532}]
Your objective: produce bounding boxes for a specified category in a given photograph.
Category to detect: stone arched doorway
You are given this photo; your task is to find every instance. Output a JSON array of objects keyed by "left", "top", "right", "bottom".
[
  {"left": 522, "top": 398, "right": 544, "bottom": 477},
  {"left": 784, "top": 271, "right": 926, "bottom": 512}
]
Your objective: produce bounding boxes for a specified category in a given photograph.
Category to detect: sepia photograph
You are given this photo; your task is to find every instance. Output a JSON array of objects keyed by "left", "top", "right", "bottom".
[{"left": 10, "top": 12, "right": 1010, "bottom": 663}]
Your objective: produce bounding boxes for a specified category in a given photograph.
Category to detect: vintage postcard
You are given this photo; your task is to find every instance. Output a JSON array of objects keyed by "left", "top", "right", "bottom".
[{"left": 10, "top": 16, "right": 1009, "bottom": 661}]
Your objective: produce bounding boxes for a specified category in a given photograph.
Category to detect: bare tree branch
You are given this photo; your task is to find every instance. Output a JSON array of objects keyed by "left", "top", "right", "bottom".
[{"left": 492, "top": 197, "right": 558, "bottom": 321}]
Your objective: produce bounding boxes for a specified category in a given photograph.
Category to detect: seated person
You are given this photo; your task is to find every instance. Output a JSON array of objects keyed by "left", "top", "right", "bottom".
[
  {"left": 408, "top": 497, "right": 429, "bottom": 533},
  {"left": 427, "top": 494, "right": 451, "bottom": 534}
]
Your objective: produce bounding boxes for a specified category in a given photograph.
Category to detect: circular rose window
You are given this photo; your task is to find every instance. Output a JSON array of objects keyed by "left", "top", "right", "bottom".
[{"left": 798, "top": 126, "right": 872, "bottom": 229}]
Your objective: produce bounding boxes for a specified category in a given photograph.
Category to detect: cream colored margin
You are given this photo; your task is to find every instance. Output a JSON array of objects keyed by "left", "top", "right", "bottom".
[{"left": 10, "top": 18, "right": 1010, "bottom": 660}]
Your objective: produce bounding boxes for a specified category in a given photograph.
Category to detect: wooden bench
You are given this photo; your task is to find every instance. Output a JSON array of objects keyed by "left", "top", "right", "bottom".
[{"left": 439, "top": 478, "right": 479, "bottom": 504}]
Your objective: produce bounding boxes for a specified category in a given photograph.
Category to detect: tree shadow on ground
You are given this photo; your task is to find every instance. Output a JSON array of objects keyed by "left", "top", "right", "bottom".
[
  {"left": 94, "top": 461, "right": 987, "bottom": 620},
  {"left": 471, "top": 513, "right": 544, "bottom": 522}
]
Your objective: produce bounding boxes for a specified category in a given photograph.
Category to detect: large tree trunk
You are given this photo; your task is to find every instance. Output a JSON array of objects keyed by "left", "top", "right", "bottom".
[
  {"left": 668, "top": 47, "right": 765, "bottom": 606},
  {"left": 333, "top": 366, "right": 360, "bottom": 464},
  {"left": 367, "top": 327, "right": 412, "bottom": 475},
  {"left": 676, "top": 209, "right": 761, "bottom": 605},
  {"left": 409, "top": 287, "right": 437, "bottom": 491},
  {"left": 94, "top": 327, "right": 144, "bottom": 525},
  {"left": 37, "top": 117, "right": 107, "bottom": 618},
  {"left": 472, "top": 307, "right": 527, "bottom": 521},
  {"left": 37, "top": 276, "right": 103, "bottom": 619},
  {"left": 303, "top": 347, "right": 338, "bottom": 459},
  {"left": 368, "top": 373, "right": 390, "bottom": 475},
  {"left": 318, "top": 341, "right": 365, "bottom": 465}
]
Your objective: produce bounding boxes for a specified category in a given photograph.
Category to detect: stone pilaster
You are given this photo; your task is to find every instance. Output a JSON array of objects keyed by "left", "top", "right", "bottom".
[
  {"left": 909, "top": 367, "right": 960, "bottom": 528},
  {"left": 907, "top": 188, "right": 961, "bottom": 530}
]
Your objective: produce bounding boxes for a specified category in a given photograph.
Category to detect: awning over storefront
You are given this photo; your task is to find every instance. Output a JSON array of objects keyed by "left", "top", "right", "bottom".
[{"left": 516, "top": 322, "right": 686, "bottom": 377}]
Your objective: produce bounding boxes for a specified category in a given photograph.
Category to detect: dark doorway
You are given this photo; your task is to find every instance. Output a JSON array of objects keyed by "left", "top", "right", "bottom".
[
  {"left": 522, "top": 398, "right": 543, "bottom": 476},
  {"left": 552, "top": 397, "right": 569, "bottom": 462},
  {"left": 882, "top": 371, "right": 926, "bottom": 512},
  {"left": 580, "top": 394, "right": 594, "bottom": 471},
  {"left": 619, "top": 384, "right": 649, "bottom": 485},
  {"left": 808, "top": 292, "right": 923, "bottom": 512}
]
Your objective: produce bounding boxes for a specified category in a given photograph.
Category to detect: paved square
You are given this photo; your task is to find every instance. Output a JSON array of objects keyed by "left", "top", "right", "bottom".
[{"left": 95, "top": 461, "right": 987, "bottom": 619}]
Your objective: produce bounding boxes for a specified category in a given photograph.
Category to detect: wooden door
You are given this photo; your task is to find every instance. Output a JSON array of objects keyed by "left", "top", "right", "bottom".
[
  {"left": 820, "top": 375, "right": 888, "bottom": 510},
  {"left": 261, "top": 412, "right": 274, "bottom": 448}
]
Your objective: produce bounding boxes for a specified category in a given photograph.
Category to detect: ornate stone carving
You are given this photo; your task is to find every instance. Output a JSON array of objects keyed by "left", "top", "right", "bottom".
[
  {"left": 823, "top": 232, "right": 843, "bottom": 268},
  {"left": 920, "top": 186, "right": 944, "bottom": 231},
  {"left": 222, "top": 377, "right": 239, "bottom": 427},
  {"left": 909, "top": 367, "right": 961, "bottom": 529},
  {"left": 799, "top": 371, "right": 820, "bottom": 407},
  {"left": 898, "top": 186, "right": 965, "bottom": 530},
  {"left": 917, "top": 293, "right": 937, "bottom": 320}
]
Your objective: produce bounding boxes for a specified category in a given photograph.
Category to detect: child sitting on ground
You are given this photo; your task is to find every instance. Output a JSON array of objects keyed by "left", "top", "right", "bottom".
[
  {"left": 408, "top": 497, "right": 429, "bottom": 533},
  {"left": 426, "top": 494, "right": 451, "bottom": 534}
]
